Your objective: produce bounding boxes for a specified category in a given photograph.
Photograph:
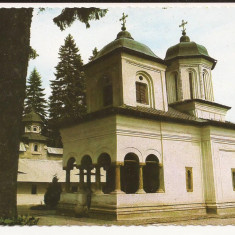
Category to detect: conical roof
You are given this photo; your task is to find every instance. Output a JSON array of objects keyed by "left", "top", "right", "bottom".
[{"left": 22, "top": 109, "right": 43, "bottom": 123}]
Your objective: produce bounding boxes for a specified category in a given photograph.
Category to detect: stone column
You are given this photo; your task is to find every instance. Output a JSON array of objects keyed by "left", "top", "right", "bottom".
[
  {"left": 111, "top": 162, "right": 124, "bottom": 194},
  {"left": 95, "top": 165, "right": 103, "bottom": 194},
  {"left": 136, "top": 163, "right": 145, "bottom": 194},
  {"left": 65, "top": 168, "right": 70, "bottom": 192},
  {"left": 87, "top": 168, "right": 91, "bottom": 190},
  {"left": 78, "top": 166, "right": 85, "bottom": 192}
]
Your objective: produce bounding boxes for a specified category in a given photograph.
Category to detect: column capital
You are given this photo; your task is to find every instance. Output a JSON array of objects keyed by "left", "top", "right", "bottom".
[
  {"left": 139, "top": 163, "right": 146, "bottom": 167},
  {"left": 112, "top": 161, "right": 124, "bottom": 166}
]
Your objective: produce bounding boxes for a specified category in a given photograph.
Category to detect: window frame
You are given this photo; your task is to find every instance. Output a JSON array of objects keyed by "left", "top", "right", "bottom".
[
  {"left": 136, "top": 81, "right": 149, "bottom": 105},
  {"left": 103, "top": 84, "right": 113, "bottom": 107},
  {"left": 189, "top": 72, "right": 194, "bottom": 100},
  {"left": 186, "top": 167, "right": 193, "bottom": 192},
  {"left": 174, "top": 73, "right": 178, "bottom": 101},
  {"left": 231, "top": 169, "right": 235, "bottom": 191},
  {"left": 34, "top": 144, "right": 38, "bottom": 152},
  {"left": 31, "top": 184, "right": 37, "bottom": 195}
]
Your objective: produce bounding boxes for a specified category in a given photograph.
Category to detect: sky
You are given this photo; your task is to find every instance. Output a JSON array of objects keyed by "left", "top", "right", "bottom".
[{"left": 26, "top": 4, "right": 235, "bottom": 122}]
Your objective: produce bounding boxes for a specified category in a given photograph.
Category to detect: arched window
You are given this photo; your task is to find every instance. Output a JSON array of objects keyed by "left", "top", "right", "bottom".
[
  {"left": 174, "top": 73, "right": 178, "bottom": 101},
  {"left": 189, "top": 72, "right": 194, "bottom": 99},
  {"left": 166, "top": 72, "right": 178, "bottom": 103},
  {"left": 203, "top": 70, "right": 210, "bottom": 100},
  {"left": 103, "top": 76, "right": 113, "bottom": 106},
  {"left": 34, "top": 144, "right": 38, "bottom": 152},
  {"left": 136, "top": 82, "right": 148, "bottom": 104}
]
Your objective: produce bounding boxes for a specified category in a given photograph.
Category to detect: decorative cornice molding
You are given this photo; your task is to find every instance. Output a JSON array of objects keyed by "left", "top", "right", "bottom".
[{"left": 125, "top": 59, "right": 162, "bottom": 73}]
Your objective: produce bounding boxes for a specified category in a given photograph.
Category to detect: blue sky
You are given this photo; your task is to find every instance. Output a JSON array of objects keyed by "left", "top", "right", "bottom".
[{"left": 27, "top": 5, "right": 235, "bottom": 122}]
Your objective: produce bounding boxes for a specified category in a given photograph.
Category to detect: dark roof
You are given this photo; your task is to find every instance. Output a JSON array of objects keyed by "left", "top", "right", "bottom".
[
  {"left": 165, "top": 33, "right": 217, "bottom": 69},
  {"left": 59, "top": 104, "right": 235, "bottom": 131},
  {"left": 22, "top": 110, "right": 43, "bottom": 123},
  {"left": 84, "top": 29, "right": 165, "bottom": 68},
  {"left": 170, "top": 99, "right": 231, "bottom": 110},
  {"left": 21, "top": 133, "right": 48, "bottom": 142}
]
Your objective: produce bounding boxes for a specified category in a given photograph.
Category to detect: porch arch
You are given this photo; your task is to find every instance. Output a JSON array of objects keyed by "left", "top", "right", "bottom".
[
  {"left": 122, "top": 153, "right": 140, "bottom": 194},
  {"left": 143, "top": 154, "right": 160, "bottom": 193}
]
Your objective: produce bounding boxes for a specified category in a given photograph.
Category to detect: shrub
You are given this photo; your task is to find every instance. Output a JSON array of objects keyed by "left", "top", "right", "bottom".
[
  {"left": 44, "top": 175, "right": 62, "bottom": 208},
  {"left": 0, "top": 215, "right": 39, "bottom": 226}
]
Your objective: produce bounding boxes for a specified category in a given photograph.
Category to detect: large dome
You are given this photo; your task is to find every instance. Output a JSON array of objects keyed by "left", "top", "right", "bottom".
[
  {"left": 165, "top": 32, "right": 217, "bottom": 69},
  {"left": 93, "top": 29, "right": 164, "bottom": 64}
]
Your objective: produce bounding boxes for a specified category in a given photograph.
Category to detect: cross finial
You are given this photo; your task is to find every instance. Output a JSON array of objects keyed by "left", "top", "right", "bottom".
[
  {"left": 179, "top": 20, "right": 188, "bottom": 34},
  {"left": 120, "top": 13, "right": 128, "bottom": 31}
]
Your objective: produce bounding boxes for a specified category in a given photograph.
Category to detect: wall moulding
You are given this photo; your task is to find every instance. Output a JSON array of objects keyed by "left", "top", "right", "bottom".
[{"left": 124, "top": 59, "right": 162, "bottom": 73}]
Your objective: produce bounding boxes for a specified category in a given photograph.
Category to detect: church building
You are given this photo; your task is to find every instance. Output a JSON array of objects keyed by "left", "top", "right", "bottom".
[
  {"left": 17, "top": 110, "right": 75, "bottom": 205},
  {"left": 58, "top": 16, "right": 235, "bottom": 220}
]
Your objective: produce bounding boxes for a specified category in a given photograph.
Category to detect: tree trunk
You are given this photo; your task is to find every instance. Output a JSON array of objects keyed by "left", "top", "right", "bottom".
[{"left": 0, "top": 8, "right": 33, "bottom": 218}]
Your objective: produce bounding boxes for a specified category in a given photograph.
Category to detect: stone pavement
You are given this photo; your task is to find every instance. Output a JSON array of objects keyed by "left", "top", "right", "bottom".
[{"left": 17, "top": 205, "right": 235, "bottom": 226}]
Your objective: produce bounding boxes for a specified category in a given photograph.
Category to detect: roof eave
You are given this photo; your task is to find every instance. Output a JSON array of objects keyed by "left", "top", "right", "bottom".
[
  {"left": 84, "top": 47, "right": 166, "bottom": 69},
  {"left": 165, "top": 55, "right": 217, "bottom": 70}
]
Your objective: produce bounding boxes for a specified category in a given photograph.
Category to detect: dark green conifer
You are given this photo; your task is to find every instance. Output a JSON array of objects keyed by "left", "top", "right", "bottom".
[
  {"left": 48, "top": 34, "right": 86, "bottom": 147},
  {"left": 24, "top": 68, "right": 47, "bottom": 119},
  {"left": 89, "top": 47, "right": 99, "bottom": 61}
]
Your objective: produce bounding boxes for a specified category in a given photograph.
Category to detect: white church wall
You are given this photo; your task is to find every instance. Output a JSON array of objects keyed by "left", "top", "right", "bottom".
[
  {"left": 121, "top": 53, "right": 168, "bottom": 111},
  {"left": 209, "top": 127, "right": 235, "bottom": 204},
  {"left": 85, "top": 54, "right": 122, "bottom": 113},
  {"left": 116, "top": 115, "right": 204, "bottom": 205},
  {"left": 61, "top": 115, "right": 117, "bottom": 167}
]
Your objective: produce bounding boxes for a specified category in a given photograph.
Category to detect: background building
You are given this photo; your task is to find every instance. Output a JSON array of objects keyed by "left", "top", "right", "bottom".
[{"left": 17, "top": 110, "right": 77, "bottom": 205}]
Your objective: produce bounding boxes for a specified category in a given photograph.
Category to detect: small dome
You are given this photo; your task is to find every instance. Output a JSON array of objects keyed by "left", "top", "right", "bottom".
[
  {"left": 22, "top": 110, "right": 43, "bottom": 123},
  {"left": 165, "top": 32, "right": 217, "bottom": 68},
  {"left": 94, "top": 30, "right": 163, "bottom": 62}
]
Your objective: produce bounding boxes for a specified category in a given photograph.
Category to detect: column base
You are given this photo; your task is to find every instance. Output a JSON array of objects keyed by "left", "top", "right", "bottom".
[
  {"left": 111, "top": 189, "right": 125, "bottom": 194},
  {"left": 94, "top": 189, "right": 104, "bottom": 195},
  {"left": 136, "top": 189, "right": 145, "bottom": 194}
]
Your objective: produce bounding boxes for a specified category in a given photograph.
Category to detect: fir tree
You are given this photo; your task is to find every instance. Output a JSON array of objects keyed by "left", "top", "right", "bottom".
[
  {"left": 24, "top": 68, "right": 47, "bottom": 119},
  {"left": 89, "top": 47, "right": 99, "bottom": 61},
  {"left": 0, "top": 7, "right": 107, "bottom": 218},
  {"left": 49, "top": 34, "right": 86, "bottom": 147}
]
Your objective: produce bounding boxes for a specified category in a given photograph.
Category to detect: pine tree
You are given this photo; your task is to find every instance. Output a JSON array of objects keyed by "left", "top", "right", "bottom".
[
  {"left": 89, "top": 47, "right": 99, "bottom": 61},
  {"left": 49, "top": 34, "right": 86, "bottom": 147},
  {"left": 24, "top": 68, "right": 47, "bottom": 119},
  {"left": 0, "top": 7, "right": 107, "bottom": 218}
]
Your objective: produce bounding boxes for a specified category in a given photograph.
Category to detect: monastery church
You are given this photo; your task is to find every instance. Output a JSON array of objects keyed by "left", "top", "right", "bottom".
[{"left": 58, "top": 16, "right": 235, "bottom": 220}]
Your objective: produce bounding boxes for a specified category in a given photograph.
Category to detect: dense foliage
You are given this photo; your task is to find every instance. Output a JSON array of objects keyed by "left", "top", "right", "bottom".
[
  {"left": 0, "top": 7, "right": 107, "bottom": 218},
  {"left": 44, "top": 176, "right": 62, "bottom": 208},
  {"left": 0, "top": 215, "right": 39, "bottom": 226},
  {"left": 48, "top": 34, "right": 86, "bottom": 146},
  {"left": 53, "top": 8, "right": 108, "bottom": 30}
]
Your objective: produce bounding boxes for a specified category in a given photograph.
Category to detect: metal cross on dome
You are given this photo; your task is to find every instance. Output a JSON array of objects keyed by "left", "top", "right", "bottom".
[
  {"left": 179, "top": 19, "right": 188, "bottom": 33},
  {"left": 120, "top": 12, "right": 128, "bottom": 31}
]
